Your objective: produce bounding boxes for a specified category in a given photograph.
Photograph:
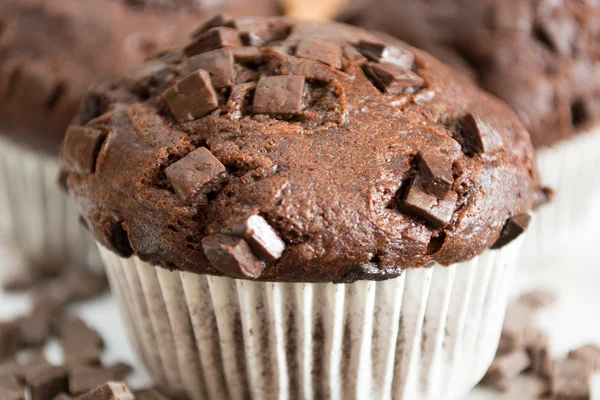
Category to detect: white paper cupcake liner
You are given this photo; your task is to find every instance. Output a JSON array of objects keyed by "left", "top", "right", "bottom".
[
  {"left": 522, "top": 125, "right": 600, "bottom": 262},
  {"left": 99, "top": 235, "right": 523, "bottom": 400},
  {"left": 0, "top": 137, "right": 99, "bottom": 273}
]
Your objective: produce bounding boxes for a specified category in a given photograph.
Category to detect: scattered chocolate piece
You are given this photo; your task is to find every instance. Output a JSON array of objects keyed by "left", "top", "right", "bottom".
[
  {"left": 253, "top": 75, "right": 305, "bottom": 115},
  {"left": 527, "top": 330, "right": 552, "bottom": 378},
  {"left": 363, "top": 62, "right": 424, "bottom": 95},
  {"left": 417, "top": 150, "right": 454, "bottom": 199},
  {"left": 69, "top": 363, "right": 132, "bottom": 395},
  {"left": 134, "top": 388, "right": 169, "bottom": 400},
  {"left": 231, "top": 215, "right": 285, "bottom": 262},
  {"left": 162, "top": 70, "right": 219, "bottom": 123},
  {"left": 355, "top": 40, "right": 415, "bottom": 69},
  {"left": 551, "top": 358, "right": 591, "bottom": 399},
  {"left": 61, "top": 126, "right": 107, "bottom": 174},
  {"left": 190, "top": 14, "right": 229, "bottom": 38},
  {"left": 516, "top": 289, "right": 557, "bottom": 310},
  {"left": 74, "top": 382, "right": 134, "bottom": 400},
  {"left": 184, "top": 27, "right": 241, "bottom": 57},
  {"left": 0, "top": 322, "right": 18, "bottom": 361},
  {"left": 492, "top": 213, "right": 531, "bottom": 249},
  {"left": 58, "top": 318, "right": 104, "bottom": 366},
  {"left": 401, "top": 181, "right": 457, "bottom": 229},
  {"left": 459, "top": 113, "right": 497, "bottom": 155},
  {"left": 497, "top": 374, "right": 548, "bottom": 399},
  {"left": 87, "top": 210, "right": 133, "bottom": 258},
  {"left": 569, "top": 344, "right": 600, "bottom": 370},
  {"left": 186, "top": 48, "right": 236, "bottom": 89},
  {"left": 296, "top": 39, "right": 343, "bottom": 70},
  {"left": 25, "top": 363, "right": 68, "bottom": 400},
  {"left": 16, "top": 312, "right": 51, "bottom": 347},
  {"left": 497, "top": 303, "right": 535, "bottom": 352},
  {"left": 202, "top": 234, "right": 265, "bottom": 279},
  {"left": 0, "top": 373, "right": 23, "bottom": 400},
  {"left": 164, "top": 147, "right": 227, "bottom": 204},
  {"left": 484, "top": 349, "right": 531, "bottom": 390}
]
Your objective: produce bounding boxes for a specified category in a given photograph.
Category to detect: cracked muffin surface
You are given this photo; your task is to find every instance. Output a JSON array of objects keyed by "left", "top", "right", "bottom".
[{"left": 60, "top": 16, "right": 544, "bottom": 282}]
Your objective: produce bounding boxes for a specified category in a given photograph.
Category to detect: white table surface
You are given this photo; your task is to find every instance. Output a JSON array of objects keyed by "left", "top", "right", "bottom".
[{"left": 1, "top": 241, "right": 599, "bottom": 399}]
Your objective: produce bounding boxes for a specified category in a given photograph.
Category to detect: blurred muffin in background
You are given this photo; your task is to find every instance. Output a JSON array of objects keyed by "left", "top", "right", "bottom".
[
  {"left": 340, "top": 0, "right": 600, "bottom": 261},
  {"left": 0, "top": 0, "right": 280, "bottom": 277}
]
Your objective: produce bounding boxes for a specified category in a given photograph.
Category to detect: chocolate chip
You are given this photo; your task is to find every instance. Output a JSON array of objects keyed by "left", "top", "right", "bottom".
[
  {"left": 25, "top": 364, "right": 68, "bottom": 400},
  {"left": 164, "top": 147, "right": 227, "bottom": 204},
  {"left": 202, "top": 234, "right": 265, "bottom": 279},
  {"left": 492, "top": 213, "right": 531, "bottom": 249},
  {"left": 0, "top": 373, "right": 22, "bottom": 400},
  {"left": 69, "top": 363, "right": 132, "bottom": 395},
  {"left": 342, "top": 45, "right": 367, "bottom": 64},
  {"left": 483, "top": 349, "right": 531, "bottom": 390},
  {"left": 401, "top": 181, "right": 457, "bottom": 229},
  {"left": 569, "top": 344, "right": 600, "bottom": 370},
  {"left": 16, "top": 312, "right": 51, "bottom": 347},
  {"left": 231, "top": 46, "right": 264, "bottom": 63},
  {"left": 231, "top": 215, "right": 285, "bottom": 262},
  {"left": 515, "top": 289, "right": 557, "bottom": 310},
  {"left": 186, "top": 48, "right": 235, "bottom": 88},
  {"left": 296, "top": 39, "right": 343, "bottom": 70},
  {"left": 184, "top": 27, "right": 241, "bottom": 57},
  {"left": 418, "top": 150, "right": 454, "bottom": 199},
  {"left": 498, "top": 303, "right": 535, "bottom": 352},
  {"left": 526, "top": 329, "right": 552, "bottom": 378},
  {"left": 190, "top": 14, "right": 229, "bottom": 38},
  {"left": 0, "top": 323, "right": 18, "bottom": 361},
  {"left": 58, "top": 318, "right": 104, "bottom": 366},
  {"left": 363, "top": 62, "right": 424, "bottom": 95},
  {"left": 163, "top": 70, "right": 219, "bottom": 123},
  {"left": 253, "top": 75, "right": 305, "bottom": 115},
  {"left": 551, "top": 358, "right": 592, "bottom": 399},
  {"left": 498, "top": 374, "right": 548, "bottom": 399},
  {"left": 458, "top": 113, "right": 499, "bottom": 155},
  {"left": 356, "top": 40, "right": 415, "bottom": 69},
  {"left": 74, "top": 382, "right": 134, "bottom": 400},
  {"left": 61, "top": 126, "right": 107, "bottom": 175},
  {"left": 87, "top": 210, "right": 133, "bottom": 258},
  {"left": 134, "top": 388, "right": 169, "bottom": 400}
]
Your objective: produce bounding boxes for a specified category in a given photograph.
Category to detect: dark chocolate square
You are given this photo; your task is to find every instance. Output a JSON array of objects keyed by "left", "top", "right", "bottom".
[
  {"left": 363, "top": 62, "right": 424, "bottom": 95},
  {"left": 296, "top": 39, "right": 343, "bottom": 69},
  {"left": 163, "top": 70, "right": 219, "bottom": 123},
  {"left": 61, "top": 126, "right": 107, "bottom": 175},
  {"left": 231, "top": 215, "right": 285, "bottom": 262},
  {"left": 184, "top": 27, "right": 241, "bottom": 57},
  {"left": 202, "top": 234, "right": 265, "bottom": 279},
  {"left": 418, "top": 150, "right": 454, "bottom": 199},
  {"left": 186, "top": 48, "right": 235, "bottom": 89},
  {"left": 253, "top": 75, "right": 305, "bottom": 115},
  {"left": 402, "top": 181, "right": 457, "bottom": 229}
]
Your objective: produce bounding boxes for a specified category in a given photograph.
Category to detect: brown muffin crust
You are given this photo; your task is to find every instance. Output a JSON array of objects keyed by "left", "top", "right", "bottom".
[
  {"left": 61, "top": 17, "right": 543, "bottom": 282},
  {"left": 341, "top": 0, "right": 600, "bottom": 149},
  {"left": 0, "top": 0, "right": 280, "bottom": 154}
]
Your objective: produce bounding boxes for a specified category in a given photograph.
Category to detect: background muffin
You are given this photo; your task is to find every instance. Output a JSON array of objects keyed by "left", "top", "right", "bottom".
[
  {"left": 61, "top": 16, "right": 543, "bottom": 399},
  {"left": 0, "top": 0, "right": 280, "bottom": 276},
  {"left": 339, "top": 0, "right": 600, "bottom": 260}
]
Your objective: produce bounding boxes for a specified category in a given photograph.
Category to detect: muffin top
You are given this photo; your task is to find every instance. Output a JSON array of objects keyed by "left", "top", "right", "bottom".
[
  {"left": 341, "top": 0, "right": 600, "bottom": 148},
  {"left": 0, "top": 0, "right": 279, "bottom": 154},
  {"left": 61, "top": 16, "right": 544, "bottom": 283}
]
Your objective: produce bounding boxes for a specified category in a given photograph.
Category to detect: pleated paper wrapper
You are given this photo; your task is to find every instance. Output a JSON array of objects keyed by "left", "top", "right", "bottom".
[
  {"left": 0, "top": 137, "right": 99, "bottom": 273},
  {"left": 100, "top": 235, "right": 523, "bottom": 400},
  {"left": 522, "top": 125, "right": 600, "bottom": 263}
]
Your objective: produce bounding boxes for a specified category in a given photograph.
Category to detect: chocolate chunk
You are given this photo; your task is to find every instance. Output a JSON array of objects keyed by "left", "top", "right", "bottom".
[
  {"left": 342, "top": 45, "right": 367, "bottom": 64},
  {"left": 0, "top": 373, "right": 22, "bottom": 400},
  {"left": 231, "top": 215, "right": 285, "bottom": 262},
  {"left": 163, "top": 70, "right": 219, "bottom": 123},
  {"left": 418, "top": 150, "right": 454, "bottom": 199},
  {"left": 356, "top": 40, "right": 415, "bottom": 69},
  {"left": 58, "top": 318, "right": 104, "bottom": 366},
  {"left": 74, "top": 382, "right": 134, "bottom": 400},
  {"left": 61, "top": 126, "right": 107, "bottom": 174},
  {"left": 296, "top": 39, "right": 343, "bottom": 70},
  {"left": 401, "top": 181, "right": 457, "bottom": 229},
  {"left": 25, "top": 364, "right": 68, "bottom": 400},
  {"left": 186, "top": 48, "right": 235, "bottom": 89},
  {"left": 87, "top": 210, "right": 133, "bottom": 258},
  {"left": 253, "top": 75, "right": 305, "bottom": 115},
  {"left": 569, "top": 344, "right": 600, "bottom": 370},
  {"left": 69, "top": 363, "right": 132, "bottom": 395},
  {"left": 492, "top": 213, "right": 531, "bottom": 249},
  {"left": 516, "top": 289, "right": 557, "bottom": 310},
  {"left": 202, "top": 234, "right": 265, "bottom": 279},
  {"left": 498, "top": 303, "right": 535, "bottom": 352},
  {"left": 527, "top": 330, "right": 552, "bottom": 378},
  {"left": 551, "top": 358, "right": 592, "bottom": 399},
  {"left": 164, "top": 147, "right": 227, "bottom": 204},
  {"left": 232, "top": 17, "right": 290, "bottom": 46},
  {"left": 363, "top": 62, "right": 424, "bottom": 95},
  {"left": 134, "top": 388, "right": 169, "bottom": 400},
  {"left": 459, "top": 113, "right": 499, "bottom": 155},
  {"left": 184, "top": 27, "right": 241, "bottom": 57},
  {"left": 231, "top": 46, "right": 264, "bottom": 63},
  {"left": 483, "top": 349, "right": 531, "bottom": 390},
  {"left": 0, "top": 323, "right": 18, "bottom": 361},
  {"left": 498, "top": 374, "right": 548, "bottom": 400},
  {"left": 16, "top": 312, "right": 51, "bottom": 347},
  {"left": 190, "top": 14, "right": 229, "bottom": 38}
]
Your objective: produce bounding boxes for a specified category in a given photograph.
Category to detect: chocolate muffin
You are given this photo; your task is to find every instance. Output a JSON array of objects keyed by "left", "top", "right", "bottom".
[
  {"left": 0, "top": 0, "right": 279, "bottom": 275},
  {"left": 61, "top": 16, "right": 543, "bottom": 399},
  {"left": 340, "top": 0, "right": 600, "bottom": 260}
]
